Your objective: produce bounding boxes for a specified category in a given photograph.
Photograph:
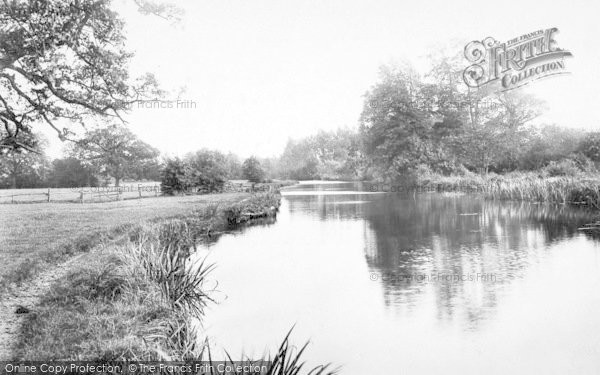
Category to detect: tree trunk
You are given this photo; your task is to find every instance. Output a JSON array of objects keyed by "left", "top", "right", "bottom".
[{"left": 115, "top": 176, "right": 120, "bottom": 187}]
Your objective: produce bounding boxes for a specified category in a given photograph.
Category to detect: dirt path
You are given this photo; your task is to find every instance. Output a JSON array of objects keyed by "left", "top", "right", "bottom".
[{"left": 0, "top": 254, "right": 85, "bottom": 360}]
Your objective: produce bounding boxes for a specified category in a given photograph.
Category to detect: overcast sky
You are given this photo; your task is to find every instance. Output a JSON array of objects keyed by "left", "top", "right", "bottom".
[{"left": 44, "top": 0, "right": 600, "bottom": 159}]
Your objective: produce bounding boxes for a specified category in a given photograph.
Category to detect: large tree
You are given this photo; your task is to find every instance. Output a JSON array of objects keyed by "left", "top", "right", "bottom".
[
  {"left": 223, "top": 152, "right": 242, "bottom": 180},
  {"left": 359, "top": 63, "right": 434, "bottom": 182},
  {"left": 49, "top": 157, "right": 98, "bottom": 187},
  {"left": 358, "top": 57, "right": 546, "bottom": 178},
  {"left": 277, "top": 138, "right": 320, "bottom": 180},
  {"left": 0, "top": 0, "right": 179, "bottom": 153},
  {"left": 70, "top": 124, "right": 159, "bottom": 186},
  {"left": 0, "top": 132, "right": 47, "bottom": 188},
  {"left": 242, "top": 156, "right": 265, "bottom": 183}
]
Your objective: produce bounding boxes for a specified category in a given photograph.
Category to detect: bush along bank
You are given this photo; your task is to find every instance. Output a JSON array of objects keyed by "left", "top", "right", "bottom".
[
  {"left": 14, "top": 192, "right": 335, "bottom": 373},
  {"left": 223, "top": 192, "right": 281, "bottom": 225}
]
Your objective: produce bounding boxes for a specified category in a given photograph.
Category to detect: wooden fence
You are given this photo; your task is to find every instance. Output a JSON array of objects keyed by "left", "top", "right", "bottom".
[
  {"left": 0, "top": 185, "right": 161, "bottom": 204},
  {"left": 0, "top": 181, "right": 279, "bottom": 204}
]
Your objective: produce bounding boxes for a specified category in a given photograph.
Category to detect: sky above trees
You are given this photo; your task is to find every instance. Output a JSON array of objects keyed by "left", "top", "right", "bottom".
[{"left": 41, "top": 0, "right": 600, "bottom": 159}]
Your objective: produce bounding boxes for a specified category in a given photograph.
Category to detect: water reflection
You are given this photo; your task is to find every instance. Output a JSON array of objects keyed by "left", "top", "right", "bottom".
[
  {"left": 283, "top": 183, "right": 598, "bottom": 329},
  {"left": 200, "top": 182, "right": 600, "bottom": 374}
]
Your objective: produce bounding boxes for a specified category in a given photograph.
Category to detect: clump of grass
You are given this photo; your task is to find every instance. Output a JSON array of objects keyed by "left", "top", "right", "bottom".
[
  {"left": 264, "top": 330, "right": 337, "bottom": 375},
  {"left": 198, "top": 330, "right": 337, "bottom": 375},
  {"left": 125, "top": 238, "right": 215, "bottom": 318},
  {"left": 224, "top": 192, "right": 281, "bottom": 225},
  {"left": 15, "top": 246, "right": 174, "bottom": 360},
  {"left": 0, "top": 227, "right": 130, "bottom": 294},
  {"left": 2, "top": 259, "right": 38, "bottom": 289}
]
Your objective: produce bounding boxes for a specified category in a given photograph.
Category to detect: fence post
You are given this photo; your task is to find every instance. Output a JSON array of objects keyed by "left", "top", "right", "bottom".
[
  {"left": 80, "top": 190, "right": 84, "bottom": 204},
  {"left": 47, "top": 188, "right": 51, "bottom": 202},
  {"left": 155, "top": 185, "right": 159, "bottom": 197},
  {"left": 138, "top": 184, "right": 142, "bottom": 199}
]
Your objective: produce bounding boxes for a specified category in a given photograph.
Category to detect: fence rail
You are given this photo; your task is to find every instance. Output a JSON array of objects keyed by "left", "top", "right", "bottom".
[
  {"left": 0, "top": 182, "right": 278, "bottom": 204},
  {"left": 0, "top": 185, "right": 161, "bottom": 204}
]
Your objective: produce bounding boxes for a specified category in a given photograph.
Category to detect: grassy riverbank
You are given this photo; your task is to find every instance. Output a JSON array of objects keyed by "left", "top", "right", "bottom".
[
  {"left": 10, "top": 191, "right": 333, "bottom": 373},
  {"left": 10, "top": 192, "right": 278, "bottom": 359},
  {"left": 0, "top": 193, "right": 251, "bottom": 295}
]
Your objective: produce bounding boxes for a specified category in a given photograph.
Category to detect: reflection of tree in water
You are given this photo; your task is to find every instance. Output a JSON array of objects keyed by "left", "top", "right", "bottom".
[
  {"left": 361, "top": 193, "right": 598, "bottom": 330},
  {"left": 285, "top": 193, "right": 371, "bottom": 221},
  {"left": 203, "top": 216, "right": 278, "bottom": 247}
]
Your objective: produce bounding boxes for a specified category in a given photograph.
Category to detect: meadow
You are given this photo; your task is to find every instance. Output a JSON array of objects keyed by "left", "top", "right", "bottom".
[{"left": 0, "top": 192, "right": 249, "bottom": 293}]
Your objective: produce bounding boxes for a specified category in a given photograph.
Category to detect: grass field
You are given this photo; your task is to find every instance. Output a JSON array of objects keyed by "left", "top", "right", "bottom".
[{"left": 0, "top": 193, "right": 250, "bottom": 293}]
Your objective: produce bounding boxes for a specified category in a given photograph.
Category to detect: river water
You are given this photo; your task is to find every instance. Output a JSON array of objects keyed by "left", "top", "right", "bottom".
[{"left": 196, "top": 181, "right": 600, "bottom": 374}]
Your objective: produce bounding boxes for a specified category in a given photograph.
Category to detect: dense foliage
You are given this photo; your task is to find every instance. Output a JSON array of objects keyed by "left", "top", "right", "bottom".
[
  {"left": 68, "top": 124, "right": 160, "bottom": 186},
  {"left": 242, "top": 156, "right": 265, "bottom": 183},
  {"left": 350, "top": 59, "right": 597, "bottom": 184},
  {"left": 161, "top": 150, "right": 229, "bottom": 195},
  {"left": 0, "top": 0, "right": 164, "bottom": 152},
  {"left": 277, "top": 129, "right": 364, "bottom": 180},
  {"left": 49, "top": 158, "right": 98, "bottom": 188},
  {"left": 182, "top": 150, "right": 228, "bottom": 192}
]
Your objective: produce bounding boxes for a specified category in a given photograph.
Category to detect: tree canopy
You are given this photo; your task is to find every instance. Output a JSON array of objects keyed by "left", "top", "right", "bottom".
[
  {"left": 242, "top": 156, "right": 265, "bottom": 183},
  {"left": 0, "top": 0, "right": 169, "bottom": 153},
  {"left": 69, "top": 124, "right": 159, "bottom": 186}
]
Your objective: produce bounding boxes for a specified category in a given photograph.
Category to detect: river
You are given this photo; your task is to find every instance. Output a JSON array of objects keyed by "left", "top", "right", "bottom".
[{"left": 196, "top": 181, "right": 600, "bottom": 374}]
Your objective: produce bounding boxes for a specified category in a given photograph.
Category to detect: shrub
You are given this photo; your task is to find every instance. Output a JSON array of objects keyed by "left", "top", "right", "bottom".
[
  {"left": 161, "top": 157, "right": 187, "bottom": 195},
  {"left": 578, "top": 132, "right": 600, "bottom": 162},
  {"left": 543, "top": 159, "right": 581, "bottom": 177},
  {"left": 182, "top": 150, "right": 228, "bottom": 193},
  {"left": 242, "top": 156, "right": 265, "bottom": 183},
  {"left": 161, "top": 151, "right": 229, "bottom": 195}
]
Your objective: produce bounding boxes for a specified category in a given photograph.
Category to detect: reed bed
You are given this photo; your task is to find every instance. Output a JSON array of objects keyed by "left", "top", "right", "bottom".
[
  {"left": 417, "top": 173, "right": 600, "bottom": 207},
  {"left": 484, "top": 176, "right": 600, "bottom": 207}
]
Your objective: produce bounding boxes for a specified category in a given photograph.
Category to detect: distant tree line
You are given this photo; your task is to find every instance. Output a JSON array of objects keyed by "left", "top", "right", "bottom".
[
  {"left": 0, "top": 123, "right": 269, "bottom": 192},
  {"left": 5, "top": 116, "right": 598, "bottom": 190},
  {"left": 161, "top": 153, "right": 266, "bottom": 194},
  {"left": 0, "top": 125, "right": 163, "bottom": 189},
  {"left": 275, "top": 129, "right": 364, "bottom": 180},
  {"left": 4, "top": 54, "right": 600, "bottom": 190}
]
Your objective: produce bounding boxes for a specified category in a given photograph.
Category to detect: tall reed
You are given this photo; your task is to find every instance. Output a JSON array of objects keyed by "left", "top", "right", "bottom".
[{"left": 417, "top": 172, "right": 600, "bottom": 207}]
